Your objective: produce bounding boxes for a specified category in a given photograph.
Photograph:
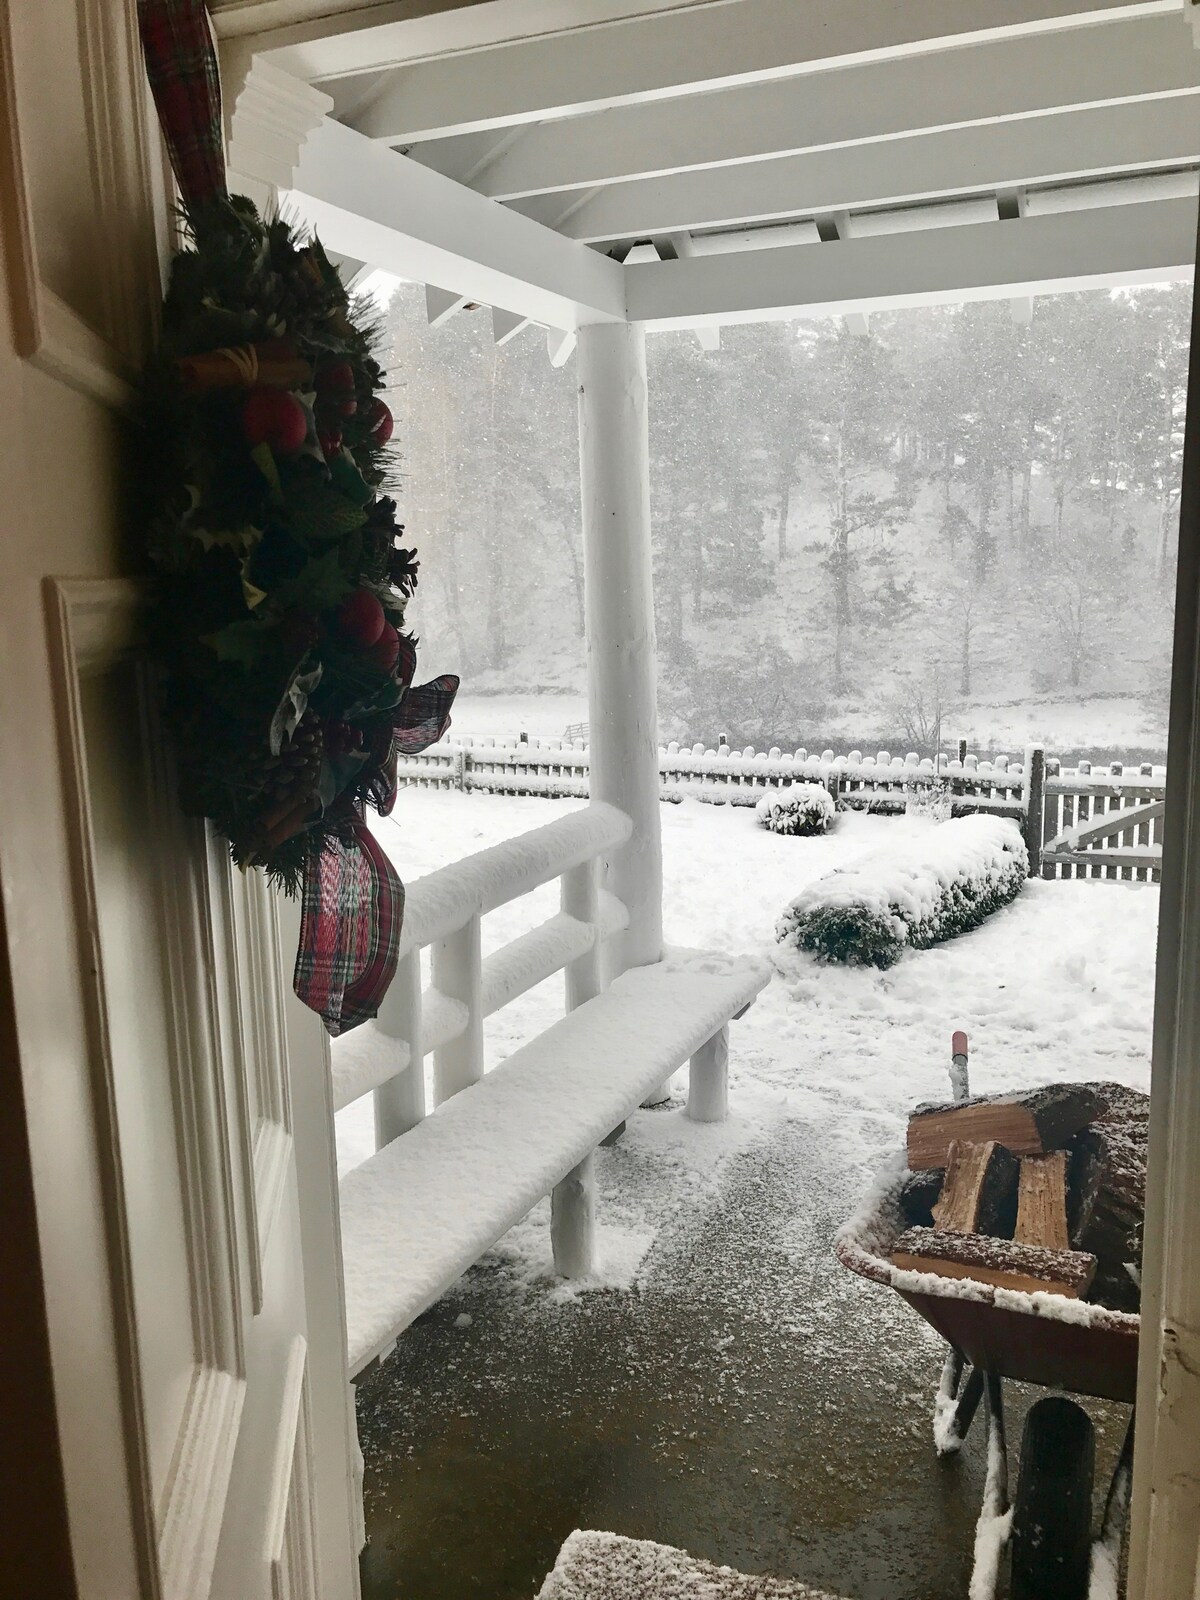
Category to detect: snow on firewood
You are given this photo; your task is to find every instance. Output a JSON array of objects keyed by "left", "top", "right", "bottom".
[
  {"left": 755, "top": 782, "right": 837, "bottom": 837},
  {"left": 775, "top": 814, "right": 1028, "bottom": 967}
]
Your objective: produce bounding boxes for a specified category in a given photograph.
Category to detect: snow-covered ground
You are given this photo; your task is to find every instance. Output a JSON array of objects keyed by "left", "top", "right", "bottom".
[
  {"left": 338, "top": 791, "right": 1156, "bottom": 1239},
  {"left": 446, "top": 692, "right": 589, "bottom": 742},
  {"left": 443, "top": 690, "right": 1167, "bottom": 761}
]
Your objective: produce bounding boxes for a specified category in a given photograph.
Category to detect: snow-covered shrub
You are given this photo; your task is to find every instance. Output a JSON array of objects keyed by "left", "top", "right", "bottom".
[
  {"left": 776, "top": 815, "right": 1028, "bottom": 968},
  {"left": 756, "top": 782, "right": 836, "bottom": 837}
]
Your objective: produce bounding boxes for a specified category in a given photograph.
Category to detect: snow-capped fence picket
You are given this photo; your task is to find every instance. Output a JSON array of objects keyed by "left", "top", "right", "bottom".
[
  {"left": 775, "top": 815, "right": 1029, "bottom": 968},
  {"left": 393, "top": 736, "right": 1166, "bottom": 884}
]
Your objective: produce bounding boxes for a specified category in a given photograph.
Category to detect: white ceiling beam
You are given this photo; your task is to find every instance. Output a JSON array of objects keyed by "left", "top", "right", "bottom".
[
  {"left": 285, "top": 116, "right": 625, "bottom": 329},
  {"left": 546, "top": 327, "right": 578, "bottom": 367},
  {"left": 212, "top": 0, "right": 722, "bottom": 75},
  {"left": 512, "top": 97, "right": 1200, "bottom": 243},
  {"left": 339, "top": 0, "right": 1173, "bottom": 144},
  {"left": 625, "top": 196, "right": 1196, "bottom": 328},
  {"left": 425, "top": 285, "right": 468, "bottom": 326},
  {"left": 492, "top": 307, "right": 532, "bottom": 345},
  {"left": 444, "top": 13, "right": 1200, "bottom": 198}
]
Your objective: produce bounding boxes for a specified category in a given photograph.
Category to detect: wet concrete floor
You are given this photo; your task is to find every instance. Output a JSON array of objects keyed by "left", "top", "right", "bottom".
[{"left": 355, "top": 1115, "right": 1128, "bottom": 1599}]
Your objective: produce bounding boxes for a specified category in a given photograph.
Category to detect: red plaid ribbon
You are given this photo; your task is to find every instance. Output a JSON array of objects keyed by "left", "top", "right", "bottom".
[
  {"left": 295, "top": 676, "right": 458, "bottom": 1035},
  {"left": 137, "top": 0, "right": 227, "bottom": 208},
  {"left": 295, "top": 824, "right": 404, "bottom": 1038}
]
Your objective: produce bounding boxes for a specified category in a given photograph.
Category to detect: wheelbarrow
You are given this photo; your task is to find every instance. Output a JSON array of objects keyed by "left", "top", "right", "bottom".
[{"left": 835, "top": 1037, "right": 1140, "bottom": 1600}]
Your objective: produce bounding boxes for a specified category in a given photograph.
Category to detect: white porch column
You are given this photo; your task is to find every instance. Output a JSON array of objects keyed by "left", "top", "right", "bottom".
[{"left": 577, "top": 323, "right": 663, "bottom": 974}]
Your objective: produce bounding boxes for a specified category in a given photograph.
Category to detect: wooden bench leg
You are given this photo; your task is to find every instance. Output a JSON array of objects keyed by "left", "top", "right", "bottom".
[
  {"left": 551, "top": 1151, "right": 596, "bottom": 1278},
  {"left": 687, "top": 1024, "right": 729, "bottom": 1122}
]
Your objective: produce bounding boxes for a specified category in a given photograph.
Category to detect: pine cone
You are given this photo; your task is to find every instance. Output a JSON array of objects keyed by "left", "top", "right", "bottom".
[{"left": 249, "top": 712, "right": 324, "bottom": 854}]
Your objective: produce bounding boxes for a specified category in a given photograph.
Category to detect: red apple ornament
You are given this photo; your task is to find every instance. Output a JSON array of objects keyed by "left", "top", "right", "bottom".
[
  {"left": 336, "top": 588, "right": 385, "bottom": 649},
  {"left": 365, "top": 622, "right": 400, "bottom": 675},
  {"left": 316, "top": 360, "right": 355, "bottom": 397},
  {"left": 241, "top": 386, "right": 308, "bottom": 454},
  {"left": 365, "top": 397, "right": 394, "bottom": 446}
]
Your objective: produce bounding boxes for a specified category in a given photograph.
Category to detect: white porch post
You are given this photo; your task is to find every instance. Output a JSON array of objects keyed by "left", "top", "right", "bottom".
[{"left": 577, "top": 322, "right": 663, "bottom": 975}]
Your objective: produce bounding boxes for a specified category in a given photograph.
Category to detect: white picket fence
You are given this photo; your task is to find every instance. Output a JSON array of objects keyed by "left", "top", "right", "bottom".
[{"left": 393, "top": 734, "right": 1167, "bottom": 882}]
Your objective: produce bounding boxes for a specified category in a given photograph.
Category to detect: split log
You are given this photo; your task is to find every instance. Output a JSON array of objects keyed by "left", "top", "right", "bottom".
[
  {"left": 898, "top": 1168, "right": 943, "bottom": 1228},
  {"left": 890, "top": 1226, "right": 1097, "bottom": 1299},
  {"left": 1068, "top": 1094, "right": 1147, "bottom": 1311},
  {"left": 907, "top": 1084, "right": 1100, "bottom": 1170},
  {"left": 931, "top": 1140, "right": 1018, "bottom": 1236},
  {"left": 1015, "top": 1151, "right": 1070, "bottom": 1251}
]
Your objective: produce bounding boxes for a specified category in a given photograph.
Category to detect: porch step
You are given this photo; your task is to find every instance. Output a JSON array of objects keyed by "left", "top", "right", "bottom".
[
  {"left": 537, "top": 1531, "right": 851, "bottom": 1599},
  {"left": 339, "top": 950, "right": 769, "bottom": 1374}
]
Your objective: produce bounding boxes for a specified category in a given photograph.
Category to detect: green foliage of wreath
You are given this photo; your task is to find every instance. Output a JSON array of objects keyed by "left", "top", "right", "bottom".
[{"left": 141, "top": 198, "right": 428, "bottom": 893}]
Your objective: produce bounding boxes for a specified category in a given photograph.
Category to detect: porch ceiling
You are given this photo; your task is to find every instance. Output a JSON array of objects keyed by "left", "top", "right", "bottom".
[{"left": 218, "top": 0, "right": 1200, "bottom": 328}]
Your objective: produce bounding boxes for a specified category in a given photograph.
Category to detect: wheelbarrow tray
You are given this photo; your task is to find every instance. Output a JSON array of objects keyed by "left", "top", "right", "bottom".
[{"left": 836, "top": 1154, "right": 1139, "bottom": 1404}]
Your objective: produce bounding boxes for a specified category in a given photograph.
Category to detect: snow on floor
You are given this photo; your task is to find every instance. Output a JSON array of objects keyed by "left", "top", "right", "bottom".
[{"left": 338, "top": 790, "right": 1156, "bottom": 1279}]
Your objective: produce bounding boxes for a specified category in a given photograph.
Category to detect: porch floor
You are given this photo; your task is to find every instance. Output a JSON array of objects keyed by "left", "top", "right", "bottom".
[{"left": 342, "top": 792, "right": 1153, "bottom": 1600}]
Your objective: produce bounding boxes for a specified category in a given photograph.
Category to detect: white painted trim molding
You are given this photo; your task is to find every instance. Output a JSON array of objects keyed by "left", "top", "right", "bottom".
[
  {"left": 226, "top": 55, "right": 334, "bottom": 198},
  {"left": 1128, "top": 191, "right": 1200, "bottom": 1600}
]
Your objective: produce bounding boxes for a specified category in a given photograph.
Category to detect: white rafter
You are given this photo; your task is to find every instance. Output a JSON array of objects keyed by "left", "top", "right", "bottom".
[
  {"left": 335, "top": 0, "right": 1174, "bottom": 144},
  {"left": 509, "top": 97, "right": 1200, "bottom": 243},
  {"left": 624, "top": 197, "right": 1197, "bottom": 327},
  {"left": 413, "top": 13, "right": 1199, "bottom": 197},
  {"left": 284, "top": 117, "right": 625, "bottom": 329}
]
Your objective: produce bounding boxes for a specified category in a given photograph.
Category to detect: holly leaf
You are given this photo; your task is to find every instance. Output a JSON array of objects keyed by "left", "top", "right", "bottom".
[
  {"left": 201, "top": 617, "right": 270, "bottom": 668},
  {"left": 339, "top": 678, "right": 406, "bottom": 720},
  {"left": 250, "top": 442, "right": 283, "bottom": 501},
  {"left": 315, "top": 751, "right": 370, "bottom": 812},
  {"left": 269, "top": 661, "right": 322, "bottom": 756},
  {"left": 195, "top": 522, "right": 263, "bottom": 557},
  {"left": 272, "top": 547, "right": 353, "bottom": 612}
]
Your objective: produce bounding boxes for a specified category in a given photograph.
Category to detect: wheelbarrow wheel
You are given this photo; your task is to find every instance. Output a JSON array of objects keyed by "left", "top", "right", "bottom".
[{"left": 1010, "top": 1396, "right": 1095, "bottom": 1600}]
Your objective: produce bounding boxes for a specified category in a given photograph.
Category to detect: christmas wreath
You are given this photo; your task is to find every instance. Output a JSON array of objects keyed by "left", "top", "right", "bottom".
[
  {"left": 136, "top": 0, "right": 457, "bottom": 1035},
  {"left": 142, "top": 197, "right": 455, "bottom": 895}
]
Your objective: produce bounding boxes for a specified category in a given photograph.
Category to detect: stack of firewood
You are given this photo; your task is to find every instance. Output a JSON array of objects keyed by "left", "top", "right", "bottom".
[{"left": 890, "top": 1082, "right": 1147, "bottom": 1309}]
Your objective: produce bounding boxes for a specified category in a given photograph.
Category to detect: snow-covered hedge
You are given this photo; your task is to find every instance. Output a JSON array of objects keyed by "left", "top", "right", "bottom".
[
  {"left": 756, "top": 782, "right": 836, "bottom": 837},
  {"left": 776, "top": 815, "right": 1028, "bottom": 968}
]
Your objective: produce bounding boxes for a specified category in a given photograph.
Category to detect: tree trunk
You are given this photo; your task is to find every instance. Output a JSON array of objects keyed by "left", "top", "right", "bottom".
[
  {"left": 975, "top": 463, "right": 995, "bottom": 581},
  {"left": 1020, "top": 463, "right": 1032, "bottom": 548},
  {"left": 777, "top": 469, "right": 790, "bottom": 561},
  {"left": 960, "top": 614, "right": 972, "bottom": 696}
]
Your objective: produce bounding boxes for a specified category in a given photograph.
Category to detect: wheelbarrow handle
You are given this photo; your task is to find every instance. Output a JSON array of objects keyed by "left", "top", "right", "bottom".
[{"left": 950, "top": 1030, "right": 970, "bottom": 1103}]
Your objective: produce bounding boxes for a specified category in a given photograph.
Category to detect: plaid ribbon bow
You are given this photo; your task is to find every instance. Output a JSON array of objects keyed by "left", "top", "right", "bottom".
[
  {"left": 295, "top": 676, "right": 459, "bottom": 1036},
  {"left": 137, "top": 0, "right": 227, "bottom": 209}
]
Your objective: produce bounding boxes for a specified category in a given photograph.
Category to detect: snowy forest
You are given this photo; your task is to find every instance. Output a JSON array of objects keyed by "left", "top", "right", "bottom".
[{"left": 382, "top": 283, "right": 1190, "bottom": 761}]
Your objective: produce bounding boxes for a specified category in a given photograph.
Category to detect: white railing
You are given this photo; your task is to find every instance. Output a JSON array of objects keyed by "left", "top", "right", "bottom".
[{"left": 330, "top": 803, "right": 632, "bottom": 1146}]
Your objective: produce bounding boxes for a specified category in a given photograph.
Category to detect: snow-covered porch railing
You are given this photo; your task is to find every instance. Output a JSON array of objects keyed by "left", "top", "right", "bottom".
[
  {"left": 330, "top": 805, "right": 771, "bottom": 1377},
  {"left": 331, "top": 802, "right": 632, "bottom": 1127}
]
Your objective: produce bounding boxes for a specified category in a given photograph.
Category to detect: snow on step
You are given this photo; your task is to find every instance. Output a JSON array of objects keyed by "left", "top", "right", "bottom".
[
  {"left": 340, "top": 949, "right": 770, "bottom": 1374},
  {"left": 537, "top": 1530, "right": 848, "bottom": 1599}
]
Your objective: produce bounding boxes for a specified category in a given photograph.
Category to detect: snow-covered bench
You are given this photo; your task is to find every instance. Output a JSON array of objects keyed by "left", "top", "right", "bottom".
[{"left": 337, "top": 805, "right": 769, "bottom": 1376}]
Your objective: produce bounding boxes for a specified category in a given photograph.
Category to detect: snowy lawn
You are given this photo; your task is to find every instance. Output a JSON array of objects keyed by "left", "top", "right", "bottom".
[{"left": 337, "top": 791, "right": 1155, "bottom": 1258}]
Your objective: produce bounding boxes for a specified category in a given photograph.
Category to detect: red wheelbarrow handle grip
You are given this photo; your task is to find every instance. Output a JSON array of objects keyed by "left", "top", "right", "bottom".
[{"left": 952, "top": 1030, "right": 968, "bottom": 1058}]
